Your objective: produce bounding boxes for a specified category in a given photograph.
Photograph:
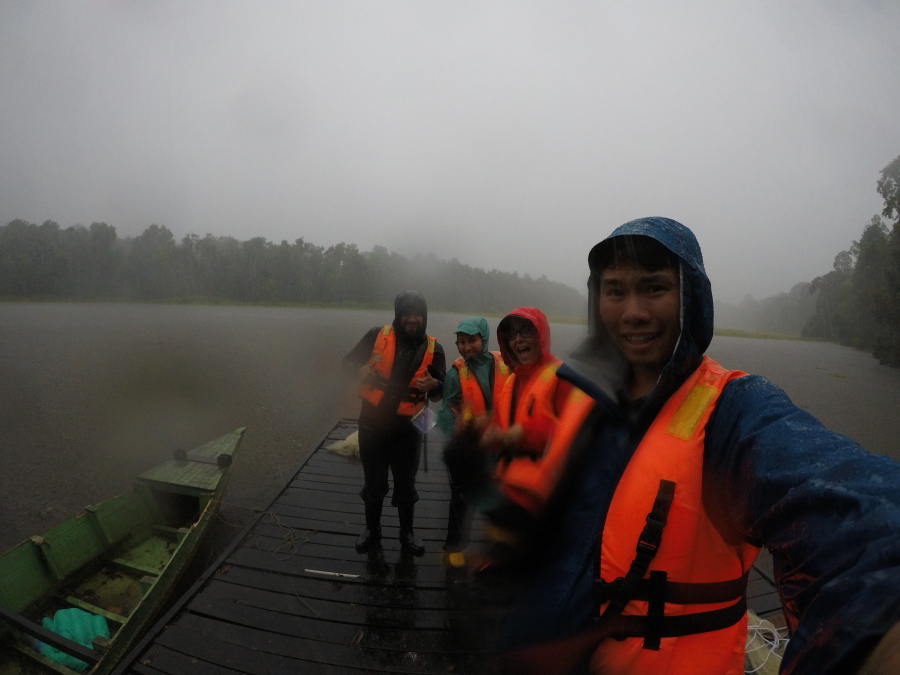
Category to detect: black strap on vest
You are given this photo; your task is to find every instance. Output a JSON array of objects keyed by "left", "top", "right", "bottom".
[
  {"left": 602, "top": 479, "right": 676, "bottom": 616},
  {"left": 594, "top": 478, "right": 749, "bottom": 651},
  {"left": 607, "top": 597, "right": 748, "bottom": 641},
  {"left": 594, "top": 571, "right": 750, "bottom": 606}
]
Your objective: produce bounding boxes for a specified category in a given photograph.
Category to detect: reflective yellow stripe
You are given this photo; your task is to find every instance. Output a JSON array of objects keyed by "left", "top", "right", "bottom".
[
  {"left": 539, "top": 363, "right": 560, "bottom": 382},
  {"left": 665, "top": 385, "right": 718, "bottom": 440}
]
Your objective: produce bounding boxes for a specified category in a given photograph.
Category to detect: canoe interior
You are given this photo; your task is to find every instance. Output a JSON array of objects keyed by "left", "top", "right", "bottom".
[{"left": 0, "top": 428, "right": 244, "bottom": 675}]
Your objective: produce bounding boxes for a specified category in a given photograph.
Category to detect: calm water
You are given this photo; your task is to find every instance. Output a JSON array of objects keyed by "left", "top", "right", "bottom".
[{"left": 1, "top": 303, "right": 899, "bottom": 554}]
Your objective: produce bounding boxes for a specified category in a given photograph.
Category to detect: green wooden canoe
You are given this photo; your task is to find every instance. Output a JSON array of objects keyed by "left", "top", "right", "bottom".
[{"left": 0, "top": 427, "right": 245, "bottom": 675}]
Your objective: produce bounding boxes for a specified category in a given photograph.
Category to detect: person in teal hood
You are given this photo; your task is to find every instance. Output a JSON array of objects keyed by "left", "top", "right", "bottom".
[
  {"left": 437, "top": 317, "right": 511, "bottom": 565},
  {"left": 436, "top": 317, "right": 496, "bottom": 435}
]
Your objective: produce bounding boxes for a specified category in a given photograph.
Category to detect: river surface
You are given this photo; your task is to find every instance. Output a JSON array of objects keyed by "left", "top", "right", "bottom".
[{"left": 2, "top": 303, "right": 900, "bottom": 555}]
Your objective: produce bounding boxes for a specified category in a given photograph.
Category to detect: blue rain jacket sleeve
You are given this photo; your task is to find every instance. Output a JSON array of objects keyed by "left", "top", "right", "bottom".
[{"left": 704, "top": 374, "right": 900, "bottom": 675}]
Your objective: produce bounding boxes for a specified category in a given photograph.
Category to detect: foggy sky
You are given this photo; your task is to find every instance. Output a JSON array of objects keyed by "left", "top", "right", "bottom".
[{"left": 2, "top": 1, "right": 899, "bottom": 303}]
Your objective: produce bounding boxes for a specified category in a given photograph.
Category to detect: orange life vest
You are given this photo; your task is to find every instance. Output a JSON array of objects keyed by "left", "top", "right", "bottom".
[
  {"left": 550, "top": 356, "right": 757, "bottom": 674},
  {"left": 453, "top": 351, "right": 512, "bottom": 421},
  {"left": 358, "top": 325, "right": 437, "bottom": 417},
  {"left": 493, "top": 360, "right": 562, "bottom": 432},
  {"left": 494, "top": 386, "right": 594, "bottom": 515},
  {"left": 491, "top": 360, "right": 565, "bottom": 513}
]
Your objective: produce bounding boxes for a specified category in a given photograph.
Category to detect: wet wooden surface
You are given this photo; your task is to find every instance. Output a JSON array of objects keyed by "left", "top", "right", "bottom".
[
  {"left": 114, "top": 418, "right": 783, "bottom": 674},
  {"left": 114, "top": 419, "right": 507, "bottom": 674}
]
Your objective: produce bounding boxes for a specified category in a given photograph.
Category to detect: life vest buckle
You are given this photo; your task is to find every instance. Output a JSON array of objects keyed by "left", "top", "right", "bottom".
[
  {"left": 635, "top": 540, "right": 659, "bottom": 558},
  {"left": 593, "top": 576, "right": 624, "bottom": 606}
]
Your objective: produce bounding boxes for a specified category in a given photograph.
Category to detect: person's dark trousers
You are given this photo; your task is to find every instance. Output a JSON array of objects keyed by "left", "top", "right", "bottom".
[
  {"left": 398, "top": 503, "right": 425, "bottom": 556},
  {"left": 356, "top": 500, "right": 383, "bottom": 552},
  {"left": 357, "top": 417, "right": 422, "bottom": 553},
  {"left": 444, "top": 487, "right": 471, "bottom": 552}
]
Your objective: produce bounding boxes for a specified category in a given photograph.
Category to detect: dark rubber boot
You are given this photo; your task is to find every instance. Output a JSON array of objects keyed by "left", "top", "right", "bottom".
[
  {"left": 443, "top": 488, "right": 468, "bottom": 553},
  {"left": 398, "top": 504, "right": 425, "bottom": 556},
  {"left": 355, "top": 502, "right": 383, "bottom": 553}
]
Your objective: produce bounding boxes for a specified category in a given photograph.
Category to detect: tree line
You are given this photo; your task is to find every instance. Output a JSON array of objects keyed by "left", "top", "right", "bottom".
[
  {"left": 801, "top": 154, "right": 900, "bottom": 365},
  {"left": 0, "top": 220, "right": 586, "bottom": 317},
  {"left": 722, "top": 154, "right": 900, "bottom": 366}
]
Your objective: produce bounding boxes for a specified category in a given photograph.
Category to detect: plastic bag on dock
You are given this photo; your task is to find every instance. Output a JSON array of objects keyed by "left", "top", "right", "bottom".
[
  {"left": 327, "top": 430, "right": 359, "bottom": 457},
  {"left": 37, "top": 608, "right": 110, "bottom": 672},
  {"left": 744, "top": 609, "right": 788, "bottom": 674}
]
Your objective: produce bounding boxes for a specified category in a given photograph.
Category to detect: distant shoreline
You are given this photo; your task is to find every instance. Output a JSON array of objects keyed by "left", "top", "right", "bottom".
[
  {"left": 0, "top": 296, "right": 588, "bottom": 325},
  {"left": 2, "top": 297, "right": 827, "bottom": 337}
]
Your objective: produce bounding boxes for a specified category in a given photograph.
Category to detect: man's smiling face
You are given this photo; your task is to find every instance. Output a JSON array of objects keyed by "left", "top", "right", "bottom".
[{"left": 598, "top": 260, "right": 680, "bottom": 396}]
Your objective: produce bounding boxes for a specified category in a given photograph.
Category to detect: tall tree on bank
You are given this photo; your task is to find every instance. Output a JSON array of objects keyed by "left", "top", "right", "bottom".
[
  {"left": 803, "top": 154, "right": 900, "bottom": 365},
  {"left": 875, "top": 155, "right": 900, "bottom": 364}
]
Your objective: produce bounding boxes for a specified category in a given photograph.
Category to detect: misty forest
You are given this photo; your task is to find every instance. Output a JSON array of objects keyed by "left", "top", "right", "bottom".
[
  {"left": 3, "top": 154, "right": 900, "bottom": 365},
  {"left": 717, "top": 153, "right": 900, "bottom": 366},
  {"left": 0, "top": 220, "right": 584, "bottom": 318}
]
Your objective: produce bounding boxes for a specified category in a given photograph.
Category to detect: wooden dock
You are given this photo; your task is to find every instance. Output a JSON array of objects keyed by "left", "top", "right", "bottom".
[{"left": 112, "top": 419, "right": 784, "bottom": 674}]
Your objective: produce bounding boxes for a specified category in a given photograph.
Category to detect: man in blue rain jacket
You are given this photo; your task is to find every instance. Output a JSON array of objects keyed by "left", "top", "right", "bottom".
[{"left": 493, "top": 217, "right": 900, "bottom": 675}]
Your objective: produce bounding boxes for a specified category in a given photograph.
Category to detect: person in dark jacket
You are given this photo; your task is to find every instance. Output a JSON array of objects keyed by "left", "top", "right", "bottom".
[
  {"left": 343, "top": 290, "right": 446, "bottom": 556},
  {"left": 491, "top": 218, "right": 900, "bottom": 675}
]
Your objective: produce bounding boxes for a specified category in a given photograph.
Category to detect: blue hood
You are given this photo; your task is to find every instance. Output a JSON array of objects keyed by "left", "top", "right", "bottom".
[{"left": 566, "top": 216, "right": 712, "bottom": 407}]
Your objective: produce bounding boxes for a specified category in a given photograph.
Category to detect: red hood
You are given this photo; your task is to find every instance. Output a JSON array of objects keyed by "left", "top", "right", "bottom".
[{"left": 497, "top": 307, "right": 557, "bottom": 382}]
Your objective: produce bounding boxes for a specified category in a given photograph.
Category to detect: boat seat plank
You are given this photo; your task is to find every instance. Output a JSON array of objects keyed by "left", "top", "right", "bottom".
[
  {"left": 109, "top": 557, "right": 162, "bottom": 577},
  {"left": 134, "top": 429, "right": 244, "bottom": 496},
  {"left": 65, "top": 594, "right": 129, "bottom": 624},
  {"left": 151, "top": 525, "right": 190, "bottom": 542}
]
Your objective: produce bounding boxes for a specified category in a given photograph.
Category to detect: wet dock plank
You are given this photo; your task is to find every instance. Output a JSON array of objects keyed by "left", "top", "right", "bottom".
[{"left": 114, "top": 418, "right": 784, "bottom": 674}]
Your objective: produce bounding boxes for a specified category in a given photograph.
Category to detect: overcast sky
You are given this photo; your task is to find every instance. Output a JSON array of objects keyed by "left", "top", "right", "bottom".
[{"left": 2, "top": 1, "right": 899, "bottom": 303}]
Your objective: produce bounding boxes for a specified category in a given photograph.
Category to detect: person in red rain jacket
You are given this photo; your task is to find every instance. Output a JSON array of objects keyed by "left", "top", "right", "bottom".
[{"left": 476, "top": 307, "right": 572, "bottom": 559}]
